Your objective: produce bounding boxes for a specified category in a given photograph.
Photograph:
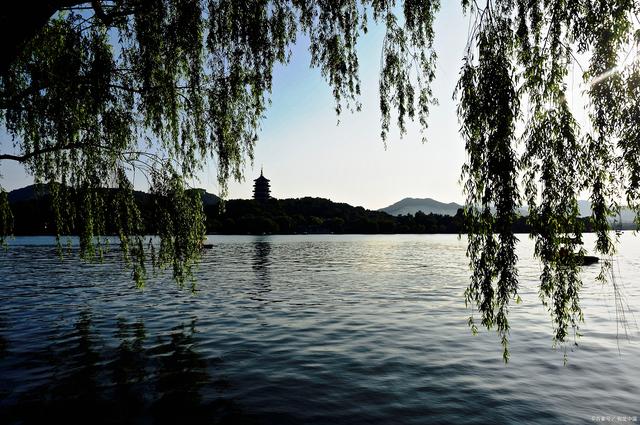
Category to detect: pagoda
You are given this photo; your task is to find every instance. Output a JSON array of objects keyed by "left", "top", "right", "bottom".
[{"left": 253, "top": 167, "right": 271, "bottom": 201}]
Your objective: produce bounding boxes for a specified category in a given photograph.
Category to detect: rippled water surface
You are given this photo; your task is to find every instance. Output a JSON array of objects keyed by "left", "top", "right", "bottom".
[{"left": 1, "top": 234, "right": 639, "bottom": 424}]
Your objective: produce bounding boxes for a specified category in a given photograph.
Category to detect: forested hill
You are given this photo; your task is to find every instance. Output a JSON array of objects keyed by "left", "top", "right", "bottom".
[
  {"left": 205, "top": 198, "right": 465, "bottom": 234},
  {"left": 380, "top": 197, "right": 463, "bottom": 216}
]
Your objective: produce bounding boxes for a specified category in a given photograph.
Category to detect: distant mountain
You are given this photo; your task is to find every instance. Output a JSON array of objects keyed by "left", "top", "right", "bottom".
[
  {"left": 381, "top": 197, "right": 637, "bottom": 224},
  {"left": 380, "top": 198, "right": 463, "bottom": 216},
  {"left": 6, "top": 183, "right": 51, "bottom": 204},
  {"left": 192, "top": 189, "right": 220, "bottom": 206},
  {"left": 577, "top": 200, "right": 636, "bottom": 224},
  {"left": 6, "top": 184, "right": 220, "bottom": 206}
]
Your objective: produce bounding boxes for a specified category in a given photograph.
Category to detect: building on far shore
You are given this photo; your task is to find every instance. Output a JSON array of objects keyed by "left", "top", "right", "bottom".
[{"left": 253, "top": 168, "right": 271, "bottom": 201}]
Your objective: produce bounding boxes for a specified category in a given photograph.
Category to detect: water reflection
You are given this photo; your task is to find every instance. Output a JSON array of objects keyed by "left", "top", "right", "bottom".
[
  {"left": 1, "top": 312, "right": 249, "bottom": 425},
  {"left": 111, "top": 317, "right": 148, "bottom": 420},
  {"left": 4, "top": 311, "right": 102, "bottom": 424},
  {"left": 150, "top": 320, "right": 213, "bottom": 424},
  {"left": 0, "top": 317, "right": 8, "bottom": 403},
  {"left": 252, "top": 237, "right": 272, "bottom": 281},
  {"left": 250, "top": 238, "right": 272, "bottom": 306},
  {"left": 0, "top": 316, "right": 7, "bottom": 360}
]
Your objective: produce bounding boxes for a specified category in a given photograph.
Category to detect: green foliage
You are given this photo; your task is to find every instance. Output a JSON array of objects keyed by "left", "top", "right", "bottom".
[
  {"left": 151, "top": 172, "right": 206, "bottom": 289},
  {"left": 457, "top": 7, "right": 520, "bottom": 362},
  {"left": 0, "top": 187, "right": 12, "bottom": 246},
  {"left": 380, "top": 0, "right": 439, "bottom": 142},
  {"left": 457, "top": 0, "right": 640, "bottom": 360}
]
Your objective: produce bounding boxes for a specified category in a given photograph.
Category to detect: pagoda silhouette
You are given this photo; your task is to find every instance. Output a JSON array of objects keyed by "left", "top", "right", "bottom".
[{"left": 253, "top": 167, "right": 271, "bottom": 201}]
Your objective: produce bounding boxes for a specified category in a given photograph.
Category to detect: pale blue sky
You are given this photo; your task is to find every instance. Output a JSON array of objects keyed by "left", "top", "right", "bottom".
[{"left": 1, "top": 2, "right": 470, "bottom": 210}]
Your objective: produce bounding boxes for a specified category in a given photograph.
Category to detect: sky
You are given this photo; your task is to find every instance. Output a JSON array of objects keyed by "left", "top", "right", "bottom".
[{"left": 0, "top": 3, "right": 471, "bottom": 210}]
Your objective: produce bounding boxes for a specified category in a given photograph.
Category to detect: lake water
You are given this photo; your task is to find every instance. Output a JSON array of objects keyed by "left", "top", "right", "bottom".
[{"left": 0, "top": 234, "right": 638, "bottom": 424}]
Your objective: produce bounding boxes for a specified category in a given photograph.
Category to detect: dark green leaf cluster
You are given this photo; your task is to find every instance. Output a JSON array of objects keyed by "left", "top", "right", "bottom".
[
  {"left": 457, "top": 6, "right": 520, "bottom": 362},
  {"left": 0, "top": 188, "right": 12, "bottom": 246}
]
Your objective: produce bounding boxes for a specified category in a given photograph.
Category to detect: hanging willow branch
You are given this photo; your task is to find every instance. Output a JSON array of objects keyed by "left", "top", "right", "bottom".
[{"left": 458, "top": 0, "right": 640, "bottom": 360}]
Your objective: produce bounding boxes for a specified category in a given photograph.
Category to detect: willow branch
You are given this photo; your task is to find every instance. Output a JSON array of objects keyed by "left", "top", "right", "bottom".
[
  {"left": 91, "top": 1, "right": 135, "bottom": 27},
  {"left": 0, "top": 142, "right": 110, "bottom": 162}
]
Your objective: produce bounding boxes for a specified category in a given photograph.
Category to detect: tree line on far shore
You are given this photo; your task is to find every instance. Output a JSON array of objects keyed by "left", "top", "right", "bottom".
[{"left": 8, "top": 185, "right": 619, "bottom": 236}]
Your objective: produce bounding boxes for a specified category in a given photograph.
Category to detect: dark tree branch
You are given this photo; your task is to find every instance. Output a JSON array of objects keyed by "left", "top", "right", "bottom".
[
  {"left": 91, "top": 0, "right": 114, "bottom": 25},
  {"left": 0, "top": 1, "right": 90, "bottom": 78},
  {"left": 0, "top": 1, "right": 135, "bottom": 80},
  {"left": 0, "top": 141, "right": 105, "bottom": 162}
]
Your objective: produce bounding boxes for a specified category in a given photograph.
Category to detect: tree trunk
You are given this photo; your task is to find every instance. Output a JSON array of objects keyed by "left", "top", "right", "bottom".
[{"left": 0, "top": 1, "right": 86, "bottom": 79}]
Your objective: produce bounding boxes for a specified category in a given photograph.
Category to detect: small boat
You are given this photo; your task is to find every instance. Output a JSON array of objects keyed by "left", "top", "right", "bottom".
[
  {"left": 559, "top": 245, "right": 599, "bottom": 266},
  {"left": 201, "top": 244, "right": 214, "bottom": 249}
]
